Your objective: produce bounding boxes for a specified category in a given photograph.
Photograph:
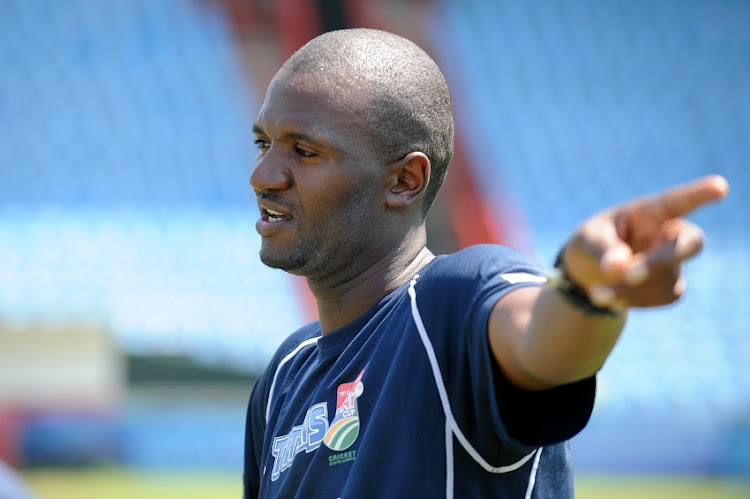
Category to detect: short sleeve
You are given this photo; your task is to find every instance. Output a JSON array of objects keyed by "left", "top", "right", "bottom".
[
  {"left": 468, "top": 247, "right": 596, "bottom": 448},
  {"left": 492, "top": 361, "right": 595, "bottom": 446},
  {"left": 243, "top": 372, "right": 269, "bottom": 498},
  {"left": 416, "top": 244, "right": 596, "bottom": 459}
]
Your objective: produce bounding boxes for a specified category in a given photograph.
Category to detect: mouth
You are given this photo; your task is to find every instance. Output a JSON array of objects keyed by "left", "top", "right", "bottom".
[
  {"left": 261, "top": 206, "right": 293, "bottom": 223},
  {"left": 257, "top": 198, "right": 294, "bottom": 231}
]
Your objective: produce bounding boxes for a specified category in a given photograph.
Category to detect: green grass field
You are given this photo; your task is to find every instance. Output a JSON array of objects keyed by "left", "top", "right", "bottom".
[{"left": 22, "top": 468, "right": 750, "bottom": 499}]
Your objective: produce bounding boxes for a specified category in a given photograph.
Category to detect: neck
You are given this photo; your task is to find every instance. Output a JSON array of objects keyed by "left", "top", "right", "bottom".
[{"left": 309, "top": 235, "right": 434, "bottom": 335}]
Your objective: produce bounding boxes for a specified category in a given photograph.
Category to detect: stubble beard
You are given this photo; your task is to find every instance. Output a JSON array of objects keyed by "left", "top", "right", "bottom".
[
  {"left": 259, "top": 219, "right": 368, "bottom": 281},
  {"left": 259, "top": 194, "right": 376, "bottom": 279},
  {"left": 259, "top": 239, "right": 310, "bottom": 275}
]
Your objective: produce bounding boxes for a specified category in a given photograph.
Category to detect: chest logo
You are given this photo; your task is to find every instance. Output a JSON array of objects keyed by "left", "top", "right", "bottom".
[
  {"left": 270, "top": 369, "right": 365, "bottom": 481},
  {"left": 323, "top": 369, "right": 365, "bottom": 451}
]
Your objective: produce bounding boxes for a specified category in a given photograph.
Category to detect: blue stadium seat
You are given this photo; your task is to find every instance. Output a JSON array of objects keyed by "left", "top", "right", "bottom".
[{"left": 432, "top": 0, "right": 750, "bottom": 472}]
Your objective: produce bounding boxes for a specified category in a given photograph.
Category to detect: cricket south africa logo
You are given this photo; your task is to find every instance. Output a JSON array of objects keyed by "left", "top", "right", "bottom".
[
  {"left": 323, "top": 369, "right": 365, "bottom": 451},
  {"left": 270, "top": 370, "right": 365, "bottom": 481}
]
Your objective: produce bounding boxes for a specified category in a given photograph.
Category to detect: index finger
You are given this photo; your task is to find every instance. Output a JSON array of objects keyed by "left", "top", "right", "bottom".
[{"left": 633, "top": 174, "right": 730, "bottom": 221}]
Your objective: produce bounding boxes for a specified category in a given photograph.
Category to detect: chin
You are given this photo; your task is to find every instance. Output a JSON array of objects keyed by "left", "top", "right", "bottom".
[{"left": 259, "top": 248, "right": 308, "bottom": 274}]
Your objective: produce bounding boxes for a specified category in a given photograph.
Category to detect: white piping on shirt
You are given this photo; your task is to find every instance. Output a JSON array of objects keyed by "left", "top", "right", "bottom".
[
  {"left": 525, "top": 446, "right": 544, "bottom": 499},
  {"left": 408, "top": 274, "right": 542, "bottom": 498},
  {"left": 265, "top": 336, "right": 321, "bottom": 424},
  {"left": 445, "top": 419, "right": 454, "bottom": 498},
  {"left": 500, "top": 272, "right": 547, "bottom": 285}
]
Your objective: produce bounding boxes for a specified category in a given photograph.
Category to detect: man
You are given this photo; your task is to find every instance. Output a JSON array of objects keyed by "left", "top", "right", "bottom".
[{"left": 244, "top": 28, "right": 728, "bottom": 498}]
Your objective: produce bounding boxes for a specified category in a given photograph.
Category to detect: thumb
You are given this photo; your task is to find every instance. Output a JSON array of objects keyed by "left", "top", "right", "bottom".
[
  {"left": 600, "top": 244, "right": 650, "bottom": 285},
  {"left": 600, "top": 244, "right": 633, "bottom": 277}
]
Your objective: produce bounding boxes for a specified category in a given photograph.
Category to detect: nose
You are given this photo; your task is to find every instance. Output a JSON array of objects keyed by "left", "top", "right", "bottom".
[{"left": 249, "top": 147, "right": 291, "bottom": 195}]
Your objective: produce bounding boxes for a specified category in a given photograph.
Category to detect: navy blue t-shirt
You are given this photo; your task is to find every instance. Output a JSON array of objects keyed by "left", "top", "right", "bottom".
[{"left": 244, "top": 245, "right": 595, "bottom": 498}]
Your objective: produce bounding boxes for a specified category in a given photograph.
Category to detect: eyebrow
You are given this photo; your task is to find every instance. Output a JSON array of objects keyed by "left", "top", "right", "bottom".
[{"left": 252, "top": 123, "right": 331, "bottom": 150}]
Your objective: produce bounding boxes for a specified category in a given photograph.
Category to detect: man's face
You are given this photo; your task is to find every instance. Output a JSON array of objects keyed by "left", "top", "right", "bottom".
[{"left": 250, "top": 70, "right": 387, "bottom": 279}]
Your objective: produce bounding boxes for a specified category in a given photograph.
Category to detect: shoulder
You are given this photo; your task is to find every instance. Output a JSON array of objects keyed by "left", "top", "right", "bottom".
[
  {"left": 268, "top": 321, "right": 321, "bottom": 367},
  {"left": 248, "top": 322, "right": 321, "bottom": 410},
  {"left": 255, "top": 322, "right": 321, "bottom": 388},
  {"left": 407, "top": 245, "right": 544, "bottom": 329},
  {"left": 421, "top": 244, "right": 543, "bottom": 286}
]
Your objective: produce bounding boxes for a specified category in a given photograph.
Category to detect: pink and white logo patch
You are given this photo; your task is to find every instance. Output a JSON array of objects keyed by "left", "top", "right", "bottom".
[{"left": 323, "top": 370, "right": 365, "bottom": 451}]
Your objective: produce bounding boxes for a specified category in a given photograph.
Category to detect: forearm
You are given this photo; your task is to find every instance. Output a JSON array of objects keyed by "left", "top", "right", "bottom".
[
  {"left": 489, "top": 285, "right": 626, "bottom": 391},
  {"left": 519, "top": 286, "right": 626, "bottom": 387}
]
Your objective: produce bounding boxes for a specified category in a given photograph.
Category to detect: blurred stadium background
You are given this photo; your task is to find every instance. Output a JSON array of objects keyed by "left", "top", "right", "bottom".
[{"left": 0, "top": 0, "right": 748, "bottom": 497}]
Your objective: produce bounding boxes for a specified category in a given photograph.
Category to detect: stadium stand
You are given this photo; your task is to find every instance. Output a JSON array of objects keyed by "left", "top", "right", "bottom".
[
  {"left": 0, "top": 0, "right": 747, "bottom": 474},
  {"left": 430, "top": 0, "right": 750, "bottom": 473},
  {"left": 0, "top": 0, "right": 304, "bottom": 369}
]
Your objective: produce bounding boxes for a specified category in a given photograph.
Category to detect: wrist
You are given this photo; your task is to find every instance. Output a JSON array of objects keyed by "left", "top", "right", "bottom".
[{"left": 545, "top": 251, "right": 625, "bottom": 317}]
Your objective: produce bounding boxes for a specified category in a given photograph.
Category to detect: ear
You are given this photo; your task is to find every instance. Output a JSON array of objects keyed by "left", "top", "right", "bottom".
[{"left": 384, "top": 152, "right": 431, "bottom": 210}]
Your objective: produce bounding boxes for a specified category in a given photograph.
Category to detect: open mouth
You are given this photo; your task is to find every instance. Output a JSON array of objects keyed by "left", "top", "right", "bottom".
[{"left": 262, "top": 207, "right": 292, "bottom": 223}]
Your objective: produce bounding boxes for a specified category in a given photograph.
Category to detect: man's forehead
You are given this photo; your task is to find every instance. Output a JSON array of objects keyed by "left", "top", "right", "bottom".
[
  {"left": 256, "top": 70, "right": 369, "bottom": 130},
  {"left": 270, "top": 69, "right": 368, "bottom": 109}
]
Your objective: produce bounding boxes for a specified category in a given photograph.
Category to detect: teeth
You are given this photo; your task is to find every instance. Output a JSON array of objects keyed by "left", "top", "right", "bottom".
[{"left": 264, "top": 207, "right": 288, "bottom": 223}]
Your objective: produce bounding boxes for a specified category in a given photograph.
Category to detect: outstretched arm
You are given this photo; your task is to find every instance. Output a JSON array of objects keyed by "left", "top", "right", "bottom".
[{"left": 489, "top": 175, "right": 730, "bottom": 391}]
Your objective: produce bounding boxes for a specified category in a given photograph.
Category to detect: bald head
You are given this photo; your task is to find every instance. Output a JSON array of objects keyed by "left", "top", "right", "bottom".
[{"left": 279, "top": 28, "right": 455, "bottom": 218}]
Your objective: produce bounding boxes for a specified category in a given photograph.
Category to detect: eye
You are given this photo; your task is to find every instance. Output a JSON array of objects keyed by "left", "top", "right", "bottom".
[
  {"left": 254, "top": 138, "right": 270, "bottom": 152},
  {"left": 294, "top": 146, "right": 316, "bottom": 158}
]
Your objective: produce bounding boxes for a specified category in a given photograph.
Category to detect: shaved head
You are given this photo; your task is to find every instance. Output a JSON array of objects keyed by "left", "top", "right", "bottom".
[{"left": 280, "top": 28, "right": 455, "bottom": 218}]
